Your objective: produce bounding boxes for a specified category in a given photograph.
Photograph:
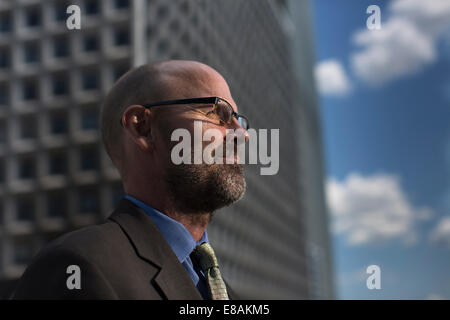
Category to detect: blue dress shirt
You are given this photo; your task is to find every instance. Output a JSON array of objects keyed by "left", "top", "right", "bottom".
[{"left": 124, "top": 195, "right": 210, "bottom": 299}]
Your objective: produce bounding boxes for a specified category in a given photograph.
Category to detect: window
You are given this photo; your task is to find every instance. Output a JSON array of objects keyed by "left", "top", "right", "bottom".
[
  {"left": 157, "top": 39, "right": 169, "bottom": 54},
  {"left": 52, "top": 74, "right": 69, "bottom": 96},
  {"left": 0, "top": 48, "right": 10, "bottom": 68},
  {"left": 157, "top": 4, "right": 169, "bottom": 19},
  {"left": 81, "top": 70, "right": 99, "bottom": 91},
  {"left": 0, "top": 199, "right": 3, "bottom": 225},
  {"left": 23, "top": 42, "right": 40, "bottom": 64},
  {"left": 16, "top": 196, "right": 34, "bottom": 221},
  {"left": 48, "top": 152, "right": 67, "bottom": 175},
  {"left": 23, "top": 79, "right": 39, "bottom": 101},
  {"left": 79, "top": 188, "right": 99, "bottom": 214},
  {"left": 20, "top": 115, "right": 37, "bottom": 139},
  {"left": 47, "top": 191, "right": 67, "bottom": 218},
  {"left": 80, "top": 108, "right": 99, "bottom": 130},
  {"left": 114, "top": 29, "right": 129, "bottom": 46},
  {"left": 80, "top": 146, "right": 98, "bottom": 171},
  {"left": 0, "top": 11, "right": 12, "bottom": 33},
  {"left": 24, "top": 6, "right": 41, "bottom": 28},
  {"left": 115, "top": 0, "right": 130, "bottom": 9},
  {"left": 54, "top": 2, "right": 71, "bottom": 22},
  {"left": 53, "top": 36, "right": 70, "bottom": 58},
  {"left": 85, "top": 0, "right": 100, "bottom": 15},
  {"left": 0, "top": 84, "right": 8, "bottom": 105},
  {"left": 0, "top": 120, "right": 7, "bottom": 144},
  {"left": 18, "top": 157, "right": 35, "bottom": 180},
  {"left": 49, "top": 112, "right": 68, "bottom": 135},
  {"left": 83, "top": 34, "right": 99, "bottom": 52},
  {"left": 0, "top": 159, "right": 4, "bottom": 184}
]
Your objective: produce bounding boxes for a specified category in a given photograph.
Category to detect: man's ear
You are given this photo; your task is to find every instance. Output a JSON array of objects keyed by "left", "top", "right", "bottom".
[{"left": 121, "top": 105, "right": 156, "bottom": 151}]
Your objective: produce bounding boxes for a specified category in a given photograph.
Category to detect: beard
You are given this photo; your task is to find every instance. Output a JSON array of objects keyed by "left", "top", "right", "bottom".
[{"left": 163, "top": 150, "right": 246, "bottom": 216}]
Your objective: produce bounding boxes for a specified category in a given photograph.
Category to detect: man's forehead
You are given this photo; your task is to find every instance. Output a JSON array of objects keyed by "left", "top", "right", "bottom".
[{"left": 155, "top": 65, "right": 238, "bottom": 111}]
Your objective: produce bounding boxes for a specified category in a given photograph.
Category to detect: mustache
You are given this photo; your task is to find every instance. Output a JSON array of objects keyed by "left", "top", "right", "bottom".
[{"left": 168, "top": 137, "right": 243, "bottom": 164}]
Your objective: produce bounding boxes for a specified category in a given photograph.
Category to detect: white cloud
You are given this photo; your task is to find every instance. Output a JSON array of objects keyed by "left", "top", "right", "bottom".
[
  {"left": 429, "top": 216, "right": 450, "bottom": 246},
  {"left": 315, "top": 59, "right": 352, "bottom": 96},
  {"left": 351, "top": 0, "right": 450, "bottom": 85},
  {"left": 326, "top": 173, "right": 433, "bottom": 246}
]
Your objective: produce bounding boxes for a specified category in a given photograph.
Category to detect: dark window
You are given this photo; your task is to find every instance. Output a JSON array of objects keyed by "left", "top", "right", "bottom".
[
  {"left": 20, "top": 116, "right": 37, "bottom": 139},
  {"left": 53, "top": 37, "right": 70, "bottom": 58},
  {"left": 49, "top": 112, "right": 68, "bottom": 135},
  {"left": 80, "top": 147, "right": 98, "bottom": 171},
  {"left": 24, "top": 42, "right": 40, "bottom": 64},
  {"left": 47, "top": 192, "right": 67, "bottom": 218},
  {"left": 16, "top": 197, "right": 34, "bottom": 221},
  {"left": 85, "top": 0, "right": 100, "bottom": 15},
  {"left": 0, "top": 48, "right": 10, "bottom": 68},
  {"left": 0, "top": 200, "right": 3, "bottom": 225},
  {"left": 23, "top": 80, "right": 38, "bottom": 100},
  {"left": 83, "top": 35, "right": 99, "bottom": 52},
  {"left": 25, "top": 7, "right": 41, "bottom": 28},
  {"left": 79, "top": 188, "right": 99, "bottom": 213},
  {"left": 52, "top": 75, "right": 69, "bottom": 96},
  {"left": 157, "top": 39, "right": 169, "bottom": 54},
  {"left": 54, "top": 2, "right": 71, "bottom": 22},
  {"left": 179, "top": 1, "right": 190, "bottom": 14},
  {"left": 82, "top": 71, "right": 99, "bottom": 90},
  {"left": 114, "top": 29, "right": 129, "bottom": 46},
  {"left": 0, "top": 85, "right": 8, "bottom": 105},
  {"left": 0, "top": 12, "right": 12, "bottom": 33},
  {"left": 115, "top": 0, "right": 129, "bottom": 9},
  {"left": 0, "top": 160, "right": 4, "bottom": 184},
  {"left": 18, "top": 157, "right": 35, "bottom": 179},
  {"left": 48, "top": 152, "right": 67, "bottom": 175},
  {"left": 157, "top": 4, "right": 169, "bottom": 19},
  {"left": 81, "top": 108, "right": 99, "bottom": 130},
  {"left": 0, "top": 121, "right": 7, "bottom": 143}
]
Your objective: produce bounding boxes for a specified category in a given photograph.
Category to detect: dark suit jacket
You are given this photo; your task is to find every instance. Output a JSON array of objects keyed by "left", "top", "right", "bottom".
[{"left": 10, "top": 198, "right": 238, "bottom": 300}]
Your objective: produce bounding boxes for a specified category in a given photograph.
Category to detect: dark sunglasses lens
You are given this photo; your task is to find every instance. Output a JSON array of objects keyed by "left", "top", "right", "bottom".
[{"left": 216, "top": 100, "right": 233, "bottom": 123}]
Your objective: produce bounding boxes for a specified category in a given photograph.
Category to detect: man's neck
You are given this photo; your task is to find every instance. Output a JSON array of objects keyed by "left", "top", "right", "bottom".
[
  {"left": 166, "top": 211, "right": 211, "bottom": 242},
  {"left": 125, "top": 189, "right": 211, "bottom": 242}
]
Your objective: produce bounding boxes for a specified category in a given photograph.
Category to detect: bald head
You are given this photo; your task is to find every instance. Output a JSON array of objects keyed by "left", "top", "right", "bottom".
[{"left": 100, "top": 60, "right": 233, "bottom": 175}]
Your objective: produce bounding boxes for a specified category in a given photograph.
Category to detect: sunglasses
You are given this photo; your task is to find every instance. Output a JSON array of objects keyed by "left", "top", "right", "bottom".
[{"left": 119, "top": 96, "right": 250, "bottom": 130}]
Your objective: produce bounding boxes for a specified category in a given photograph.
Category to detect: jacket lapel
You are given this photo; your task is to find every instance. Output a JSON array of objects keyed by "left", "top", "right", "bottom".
[{"left": 108, "top": 198, "right": 203, "bottom": 300}]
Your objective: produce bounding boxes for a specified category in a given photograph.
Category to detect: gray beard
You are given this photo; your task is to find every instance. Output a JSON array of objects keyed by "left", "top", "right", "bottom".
[{"left": 164, "top": 161, "right": 246, "bottom": 216}]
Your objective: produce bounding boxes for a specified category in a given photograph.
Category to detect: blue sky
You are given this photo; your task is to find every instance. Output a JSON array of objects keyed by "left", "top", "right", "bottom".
[{"left": 311, "top": 0, "right": 450, "bottom": 299}]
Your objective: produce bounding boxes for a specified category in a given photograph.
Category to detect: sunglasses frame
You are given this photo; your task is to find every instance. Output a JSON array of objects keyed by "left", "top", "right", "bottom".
[{"left": 119, "top": 96, "right": 250, "bottom": 130}]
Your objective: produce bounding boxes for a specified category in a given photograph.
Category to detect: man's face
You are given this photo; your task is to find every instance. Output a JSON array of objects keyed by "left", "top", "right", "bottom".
[{"left": 156, "top": 87, "right": 248, "bottom": 215}]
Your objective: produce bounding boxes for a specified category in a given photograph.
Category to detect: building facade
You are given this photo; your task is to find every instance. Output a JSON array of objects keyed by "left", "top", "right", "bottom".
[{"left": 0, "top": 0, "right": 332, "bottom": 299}]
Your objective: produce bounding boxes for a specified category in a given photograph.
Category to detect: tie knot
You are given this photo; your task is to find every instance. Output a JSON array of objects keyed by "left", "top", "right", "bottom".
[{"left": 190, "top": 243, "right": 219, "bottom": 271}]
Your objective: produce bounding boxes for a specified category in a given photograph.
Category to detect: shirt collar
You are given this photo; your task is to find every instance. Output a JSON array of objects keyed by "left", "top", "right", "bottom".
[{"left": 124, "top": 195, "right": 208, "bottom": 264}]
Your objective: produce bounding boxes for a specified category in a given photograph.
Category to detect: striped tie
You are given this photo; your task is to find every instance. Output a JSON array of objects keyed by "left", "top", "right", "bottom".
[{"left": 190, "top": 243, "right": 229, "bottom": 300}]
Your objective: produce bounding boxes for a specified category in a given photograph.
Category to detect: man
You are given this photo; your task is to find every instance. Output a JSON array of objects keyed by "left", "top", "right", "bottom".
[{"left": 11, "top": 60, "right": 249, "bottom": 299}]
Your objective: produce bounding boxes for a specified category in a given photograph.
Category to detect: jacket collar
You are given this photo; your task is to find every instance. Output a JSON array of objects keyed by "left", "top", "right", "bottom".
[{"left": 108, "top": 198, "right": 203, "bottom": 300}]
